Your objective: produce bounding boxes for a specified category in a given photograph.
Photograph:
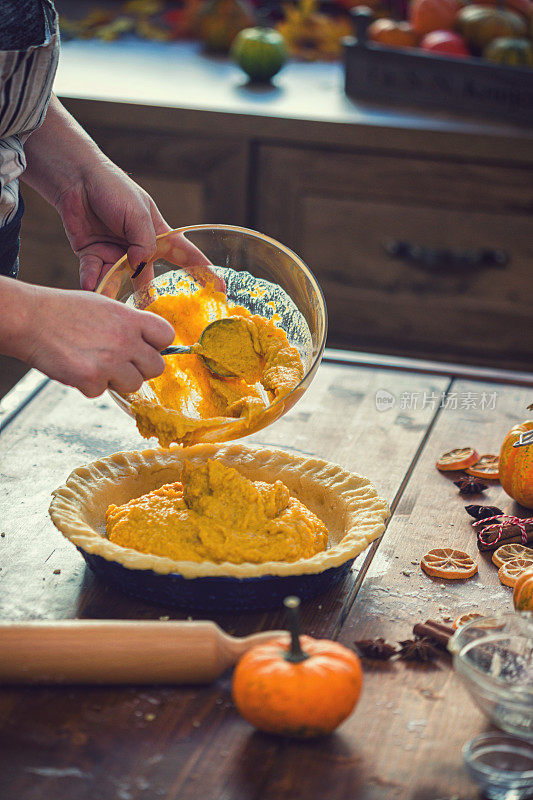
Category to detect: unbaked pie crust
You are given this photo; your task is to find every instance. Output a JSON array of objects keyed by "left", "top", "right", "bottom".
[{"left": 49, "top": 443, "right": 390, "bottom": 579}]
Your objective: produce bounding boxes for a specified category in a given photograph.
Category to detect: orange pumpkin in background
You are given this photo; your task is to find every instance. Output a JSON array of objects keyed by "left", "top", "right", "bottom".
[
  {"left": 513, "top": 568, "right": 533, "bottom": 612},
  {"left": 499, "top": 421, "right": 533, "bottom": 509},
  {"left": 409, "top": 0, "right": 459, "bottom": 34},
  {"left": 368, "top": 18, "right": 420, "bottom": 46}
]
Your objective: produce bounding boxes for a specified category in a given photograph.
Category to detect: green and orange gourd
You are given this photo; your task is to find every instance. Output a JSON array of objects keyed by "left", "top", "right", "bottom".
[
  {"left": 456, "top": 5, "right": 527, "bottom": 52},
  {"left": 483, "top": 36, "right": 533, "bottom": 65},
  {"left": 231, "top": 27, "right": 287, "bottom": 81}
]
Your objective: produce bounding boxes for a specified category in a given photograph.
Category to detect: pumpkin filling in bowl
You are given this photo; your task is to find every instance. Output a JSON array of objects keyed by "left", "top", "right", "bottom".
[
  {"left": 106, "top": 458, "right": 328, "bottom": 564},
  {"left": 131, "top": 283, "right": 304, "bottom": 448}
]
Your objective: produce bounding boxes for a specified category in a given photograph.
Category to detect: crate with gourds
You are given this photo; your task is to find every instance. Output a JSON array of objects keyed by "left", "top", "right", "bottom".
[{"left": 364, "top": 0, "right": 533, "bottom": 67}]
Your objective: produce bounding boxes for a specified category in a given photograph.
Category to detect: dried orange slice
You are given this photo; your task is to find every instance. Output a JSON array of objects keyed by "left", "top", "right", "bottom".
[
  {"left": 498, "top": 557, "right": 533, "bottom": 588},
  {"left": 436, "top": 448, "right": 479, "bottom": 472},
  {"left": 492, "top": 543, "right": 533, "bottom": 569},
  {"left": 421, "top": 548, "right": 478, "bottom": 579},
  {"left": 466, "top": 454, "right": 499, "bottom": 480},
  {"left": 452, "top": 612, "right": 483, "bottom": 630}
]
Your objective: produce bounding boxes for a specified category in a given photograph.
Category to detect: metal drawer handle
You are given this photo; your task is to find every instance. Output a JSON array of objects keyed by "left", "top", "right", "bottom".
[{"left": 384, "top": 240, "right": 509, "bottom": 273}]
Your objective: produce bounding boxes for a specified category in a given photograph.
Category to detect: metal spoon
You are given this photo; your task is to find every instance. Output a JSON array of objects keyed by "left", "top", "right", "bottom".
[{"left": 160, "top": 318, "right": 243, "bottom": 378}]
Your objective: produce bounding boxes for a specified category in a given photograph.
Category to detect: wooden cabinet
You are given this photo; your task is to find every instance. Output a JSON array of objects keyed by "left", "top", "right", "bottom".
[
  {"left": 255, "top": 145, "right": 533, "bottom": 370},
  {"left": 89, "top": 126, "right": 249, "bottom": 228},
  {"left": 11, "top": 129, "right": 533, "bottom": 393},
  {"left": 20, "top": 187, "right": 79, "bottom": 291}
]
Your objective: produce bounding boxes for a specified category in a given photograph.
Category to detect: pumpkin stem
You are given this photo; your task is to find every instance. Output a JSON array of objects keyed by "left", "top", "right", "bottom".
[{"left": 283, "top": 596, "right": 310, "bottom": 663}]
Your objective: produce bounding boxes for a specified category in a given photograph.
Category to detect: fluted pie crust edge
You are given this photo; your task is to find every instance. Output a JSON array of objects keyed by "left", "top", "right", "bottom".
[{"left": 49, "top": 443, "right": 390, "bottom": 579}]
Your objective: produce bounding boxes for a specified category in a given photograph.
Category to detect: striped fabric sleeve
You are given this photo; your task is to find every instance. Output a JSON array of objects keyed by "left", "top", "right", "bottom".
[{"left": 0, "top": 0, "right": 59, "bottom": 227}]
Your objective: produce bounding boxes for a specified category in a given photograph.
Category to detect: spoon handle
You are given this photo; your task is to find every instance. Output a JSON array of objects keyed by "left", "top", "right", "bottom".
[{"left": 161, "top": 345, "right": 193, "bottom": 356}]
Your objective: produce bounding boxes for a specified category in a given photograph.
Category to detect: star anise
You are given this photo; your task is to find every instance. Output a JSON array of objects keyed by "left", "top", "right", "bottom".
[
  {"left": 397, "top": 637, "right": 440, "bottom": 662},
  {"left": 454, "top": 476, "right": 487, "bottom": 495},
  {"left": 354, "top": 637, "right": 397, "bottom": 660},
  {"left": 465, "top": 505, "right": 504, "bottom": 520}
]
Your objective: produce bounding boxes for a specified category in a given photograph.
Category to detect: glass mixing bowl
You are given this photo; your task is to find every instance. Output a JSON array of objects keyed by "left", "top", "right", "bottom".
[
  {"left": 95, "top": 225, "right": 327, "bottom": 444},
  {"left": 449, "top": 613, "right": 533, "bottom": 741}
]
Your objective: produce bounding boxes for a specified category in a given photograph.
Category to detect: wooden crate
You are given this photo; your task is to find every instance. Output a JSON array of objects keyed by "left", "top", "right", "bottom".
[{"left": 344, "top": 11, "right": 533, "bottom": 125}]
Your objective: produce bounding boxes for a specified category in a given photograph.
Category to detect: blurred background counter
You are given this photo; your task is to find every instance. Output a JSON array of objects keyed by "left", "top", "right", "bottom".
[{"left": 9, "top": 33, "right": 533, "bottom": 398}]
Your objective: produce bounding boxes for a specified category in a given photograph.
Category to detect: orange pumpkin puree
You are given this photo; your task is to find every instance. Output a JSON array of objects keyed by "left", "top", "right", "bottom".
[
  {"left": 131, "top": 284, "right": 304, "bottom": 447},
  {"left": 106, "top": 459, "right": 328, "bottom": 564}
]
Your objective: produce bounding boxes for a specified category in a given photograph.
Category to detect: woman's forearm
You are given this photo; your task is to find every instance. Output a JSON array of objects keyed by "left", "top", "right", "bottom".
[
  {"left": 0, "top": 277, "right": 39, "bottom": 363},
  {"left": 22, "top": 94, "right": 110, "bottom": 207}
]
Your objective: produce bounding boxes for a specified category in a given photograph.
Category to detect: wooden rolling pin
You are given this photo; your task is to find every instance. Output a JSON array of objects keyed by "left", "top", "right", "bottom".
[{"left": 0, "top": 620, "right": 285, "bottom": 685}]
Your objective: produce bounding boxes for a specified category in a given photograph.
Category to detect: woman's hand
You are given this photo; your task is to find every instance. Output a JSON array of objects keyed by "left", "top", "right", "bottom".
[
  {"left": 56, "top": 163, "right": 170, "bottom": 291},
  {"left": 4, "top": 280, "right": 175, "bottom": 398},
  {"left": 23, "top": 95, "right": 224, "bottom": 292}
]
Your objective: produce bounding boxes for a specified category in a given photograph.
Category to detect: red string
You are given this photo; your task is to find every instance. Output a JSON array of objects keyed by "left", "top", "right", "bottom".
[{"left": 473, "top": 515, "right": 533, "bottom": 547}]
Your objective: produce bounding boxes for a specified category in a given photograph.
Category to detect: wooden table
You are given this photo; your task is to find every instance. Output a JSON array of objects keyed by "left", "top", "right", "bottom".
[{"left": 0, "top": 352, "right": 531, "bottom": 800}]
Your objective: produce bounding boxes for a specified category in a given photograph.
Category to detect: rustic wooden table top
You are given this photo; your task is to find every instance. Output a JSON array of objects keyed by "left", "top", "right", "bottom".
[{"left": 0, "top": 352, "right": 531, "bottom": 800}]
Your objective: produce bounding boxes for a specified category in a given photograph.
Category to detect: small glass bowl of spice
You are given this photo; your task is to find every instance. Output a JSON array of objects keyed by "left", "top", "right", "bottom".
[
  {"left": 463, "top": 732, "right": 533, "bottom": 800},
  {"left": 448, "top": 612, "right": 533, "bottom": 741}
]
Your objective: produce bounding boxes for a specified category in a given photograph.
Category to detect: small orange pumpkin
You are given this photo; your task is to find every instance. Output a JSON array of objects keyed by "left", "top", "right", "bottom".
[
  {"left": 513, "top": 567, "right": 533, "bottom": 612},
  {"left": 368, "top": 18, "right": 420, "bottom": 47},
  {"left": 499, "top": 420, "right": 533, "bottom": 509},
  {"left": 232, "top": 597, "right": 363, "bottom": 738},
  {"left": 409, "top": 0, "right": 459, "bottom": 34}
]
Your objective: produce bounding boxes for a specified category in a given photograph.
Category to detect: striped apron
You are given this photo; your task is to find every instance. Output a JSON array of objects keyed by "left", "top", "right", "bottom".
[{"left": 0, "top": 0, "right": 59, "bottom": 277}]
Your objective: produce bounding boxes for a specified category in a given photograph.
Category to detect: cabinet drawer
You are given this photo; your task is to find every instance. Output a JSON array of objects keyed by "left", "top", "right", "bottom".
[
  {"left": 20, "top": 187, "right": 79, "bottom": 290},
  {"left": 256, "top": 145, "right": 533, "bottom": 370}
]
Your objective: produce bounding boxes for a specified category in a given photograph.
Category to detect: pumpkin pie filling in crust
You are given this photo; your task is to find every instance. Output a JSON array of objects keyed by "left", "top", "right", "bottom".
[
  {"left": 49, "top": 444, "right": 390, "bottom": 579},
  {"left": 106, "top": 458, "right": 328, "bottom": 565},
  {"left": 49, "top": 259, "right": 391, "bottom": 593},
  {"left": 131, "top": 284, "right": 304, "bottom": 448}
]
